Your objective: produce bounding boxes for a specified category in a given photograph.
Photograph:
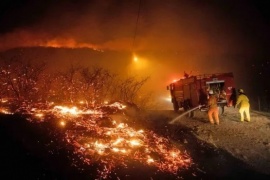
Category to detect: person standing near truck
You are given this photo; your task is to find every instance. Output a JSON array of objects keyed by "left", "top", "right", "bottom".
[
  {"left": 236, "top": 88, "right": 251, "bottom": 122},
  {"left": 207, "top": 90, "right": 220, "bottom": 125}
]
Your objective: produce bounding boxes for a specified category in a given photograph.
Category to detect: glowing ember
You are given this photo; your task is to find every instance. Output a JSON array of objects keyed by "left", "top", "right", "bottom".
[
  {"left": 0, "top": 101, "right": 192, "bottom": 178},
  {"left": 0, "top": 108, "right": 13, "bottom": 114},
  {"left": 65, "top": 119, "right": 191, "bottom": 177},
  {"left": 52, "top": 105, "right": 102, "bottom": 117},
  {"left": 53, "top": 106, "right": 80, "bottom": 115},
  {"left": 79, "top": 100, "right": 85, "bottom": 104},
  {"left": 60, "top": 121, "right": 66, "bottom": 127},
  {"left": 35, "top": 113, "right": 44, "bottom": 118},
  {"left": 1, "top": 98, "right": 9, "bottom": 103}
]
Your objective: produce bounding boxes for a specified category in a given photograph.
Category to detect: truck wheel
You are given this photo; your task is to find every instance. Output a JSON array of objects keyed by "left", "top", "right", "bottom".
[{"left": 173, "top": 102, "right": 179, "bottom": 112}]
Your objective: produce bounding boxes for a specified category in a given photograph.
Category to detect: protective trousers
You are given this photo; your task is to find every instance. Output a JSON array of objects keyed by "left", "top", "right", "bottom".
[
  {"left": 239, "top": 105, "right": 250, "bottom": 122},
  {"left": 208, "top": 107, "right": 219, "bottom": 125}
]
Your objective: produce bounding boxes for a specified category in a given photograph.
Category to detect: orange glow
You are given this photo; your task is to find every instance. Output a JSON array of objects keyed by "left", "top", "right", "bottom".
[
  {"left": 41, "top": 38, "right": 103, "bottom": 51},
  {"left": 54, "top": 106, "right": 79, "bottom": 115},
  {"left": 0, "top": 108, "right": 12, "bottom": 114},
  {"left": 133, "top": 56, "right": 138, "bottom": 62},
  {"left": 129, "top": 139, "right": 142, "bottom": 147},
  {"left": 79, "top": 100, "right": 85, "bottom": 104},
  {"left": 164, "top": 97, "right": 171, "bottom": 102},
  {"left": 132, "top": 52, "right": 138, "bottom": 62},
  {"left": 147, "top": 156, "right": 155, "bottom": 164},
  {"left": 53, "top": 105, "right": 102, "bottom": 116},
  {"left": 60, "top": 121, "right": 66, "bottom": 127},
  {"left": 117, "top": 123, "right": 126, "bottom": 129},
  {"left": 0, "top": 98, "right": 8, "bottom": 103},
  {"left": 129, "top": 54, "right": 149, "bottom": 72},
  {"left": 112, "top": 138, "right": 124, "bottom": 145},
  {"left": 35, "top": 113, "right": 44, "bottom": 118},
  {"left": 2, "top": 101, "right": 192, "bottom": 178}
]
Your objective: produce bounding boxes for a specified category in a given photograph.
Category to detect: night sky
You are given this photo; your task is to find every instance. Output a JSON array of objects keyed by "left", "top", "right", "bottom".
[{"left": 0, "top": 0, "right": 269, "bottom": 108}]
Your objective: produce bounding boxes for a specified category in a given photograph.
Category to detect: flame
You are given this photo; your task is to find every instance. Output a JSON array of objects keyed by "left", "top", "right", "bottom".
[
  {"left": 0, "top": 108, "right": 13, "bottom": 114},
  {"left": 0, "top": 30, "right": 106, "bottom": 51},
  {"left": 1, "top": 98, "right": 8, "bottom": 103},
  {"left": 53, "top": 106, "right": 80, "bottom": 115},
  {"left": 53, "top": 105, "right": 102, "bottom": 117},
  {"left": 35, "top": 113, "right": 44, "bottom": 118},
  {"left": 129, "top": 139, "right": 141, "bottom": 147},
  {"left": 40, "top": 38, "right": 104, "bottom": 51},
  {"left": 79, "top": 100, "right": 85, "bottom": 104},
  {"left": 147, "top": 156, "right": 155, "bottom": 164},
  {"left": 0, "top": 101, "right": 192, "bottom": 178},
  {"left": 60, "top": 121, "right": 66, "bottom": 127}
]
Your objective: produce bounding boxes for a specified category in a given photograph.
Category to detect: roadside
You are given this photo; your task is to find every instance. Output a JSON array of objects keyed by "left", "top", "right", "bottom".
[{"left": 168, "top": 107, "right": 270, "bottom": 175}]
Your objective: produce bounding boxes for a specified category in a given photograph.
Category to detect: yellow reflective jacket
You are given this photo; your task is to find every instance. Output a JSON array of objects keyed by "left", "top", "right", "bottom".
[
  {"left": 208, "top": 95, "right": 218, "bottom": 108},
  {"left": 236, "top": 94, "right": 250, "bottom": 108}
]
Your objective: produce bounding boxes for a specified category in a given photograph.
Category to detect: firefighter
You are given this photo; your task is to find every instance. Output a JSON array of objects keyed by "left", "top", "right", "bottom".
[
  {"left": 236, "top": 88, "right": 250, "bottom": 122},
  {"left": 207, "top": 90, "right": 219, "bottom": 125},
  {"left": 218, "top": 89, "right": 227, "bottom": 114}
]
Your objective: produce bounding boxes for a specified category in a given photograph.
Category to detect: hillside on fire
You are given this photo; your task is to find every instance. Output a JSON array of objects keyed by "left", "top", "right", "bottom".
[
  {"left": 0, "top": 56, "right": 270, "bottom": 179},
  {"left": 1, "top": 0, "right": 270, "bottom": 179}
]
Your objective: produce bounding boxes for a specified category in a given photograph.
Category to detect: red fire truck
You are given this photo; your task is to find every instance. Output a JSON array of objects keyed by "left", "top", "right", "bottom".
[{"left": 167, "top": 72, "right": 235, "bottom": 114}]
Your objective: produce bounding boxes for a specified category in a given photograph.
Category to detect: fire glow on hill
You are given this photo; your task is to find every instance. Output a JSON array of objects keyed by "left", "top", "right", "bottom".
[{"left": 0, "top": 100, "right": 192, "bottom": 178}]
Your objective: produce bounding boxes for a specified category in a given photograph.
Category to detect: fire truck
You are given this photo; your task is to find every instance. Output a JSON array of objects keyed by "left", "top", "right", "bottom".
[{"left": 167, "top": 72, "right": 235, "bottom": 114}]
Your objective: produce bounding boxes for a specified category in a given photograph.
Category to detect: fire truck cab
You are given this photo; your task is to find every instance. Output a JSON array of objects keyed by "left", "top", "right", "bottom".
[{"left": 167, "top": 72, "right": 235, "bottom": 114}]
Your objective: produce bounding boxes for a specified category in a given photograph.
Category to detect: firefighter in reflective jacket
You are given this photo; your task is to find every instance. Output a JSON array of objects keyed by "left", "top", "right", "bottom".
[
  {"left": 236, "top": 89, "right": 250, "bottom": 122},
  {"left": 207, "top": 90, "right": 219, "bottom": 125}
]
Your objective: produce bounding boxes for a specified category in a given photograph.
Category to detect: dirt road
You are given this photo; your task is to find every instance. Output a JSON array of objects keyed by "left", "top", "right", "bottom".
[{"left": 140, "top": 107, "right": 270, "bottom": 176}]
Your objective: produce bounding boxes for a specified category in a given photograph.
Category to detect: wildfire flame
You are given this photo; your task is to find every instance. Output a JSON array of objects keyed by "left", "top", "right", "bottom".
[{"left": 0, "top": 101, "right": 192, "bottom": 178}]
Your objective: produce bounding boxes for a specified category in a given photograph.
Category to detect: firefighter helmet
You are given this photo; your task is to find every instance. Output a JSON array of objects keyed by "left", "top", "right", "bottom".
[{"left": 238, "top": 89, "right": 244, "bottom": 93}]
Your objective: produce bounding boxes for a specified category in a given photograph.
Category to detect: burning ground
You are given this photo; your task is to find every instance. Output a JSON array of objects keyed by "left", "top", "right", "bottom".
[
  {"left": 0, "top": 102, "right": 193, "bottom": 179},
  {"left": 0, "top": 55, "right": 194, "bottom": 179},
  {"left": 1, "top": 102, "right": 270, "bottom": 179}
]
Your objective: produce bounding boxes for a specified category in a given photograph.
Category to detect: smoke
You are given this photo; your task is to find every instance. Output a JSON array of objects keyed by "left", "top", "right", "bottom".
[
  {"left": 0, "top": 0, "right": 255, "bottom": 54},
  {"left": 0, "top": 0, "right": 268, "bottom": 109}
]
